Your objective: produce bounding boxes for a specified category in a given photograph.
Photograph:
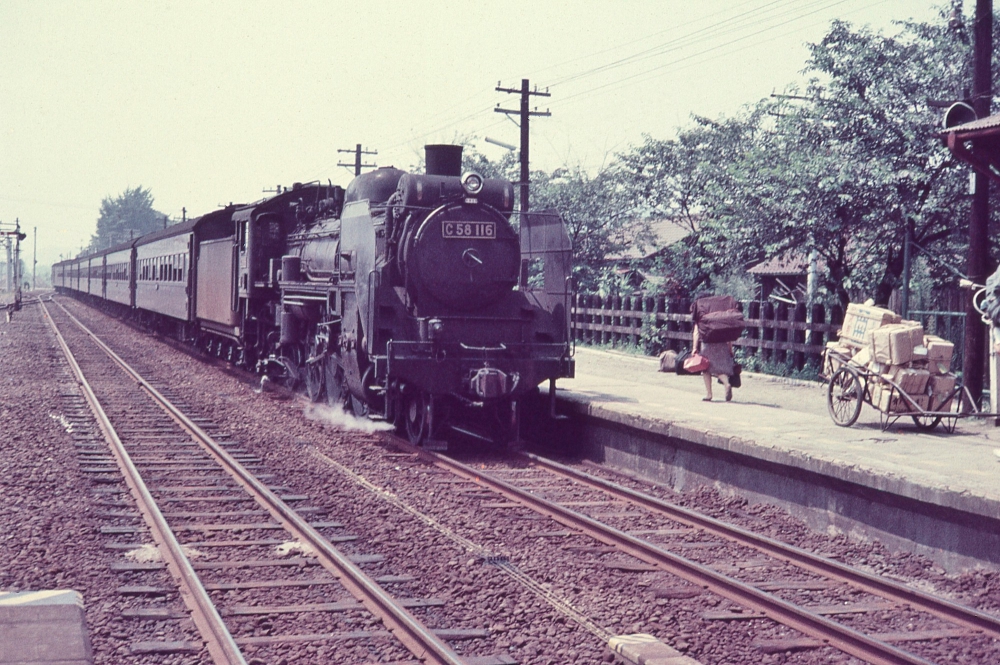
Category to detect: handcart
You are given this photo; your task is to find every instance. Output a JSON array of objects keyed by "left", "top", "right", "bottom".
[
  {"left": 825, "top": 279, "right": 1000, "bottom": 432},
  {"left": 824, "top": 349, "right": 978, "bottom": 432}
]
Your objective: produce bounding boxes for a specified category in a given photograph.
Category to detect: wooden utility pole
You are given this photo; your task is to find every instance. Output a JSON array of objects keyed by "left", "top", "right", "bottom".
[
  {"left": 495, "top": 79, "right": 550, "bottom": 212},
  {"left": 338, "top": 144, "right": 378, "bottom": 176},
  {"left": 963, "top": 0, "right": 992, "bottom": 407}
]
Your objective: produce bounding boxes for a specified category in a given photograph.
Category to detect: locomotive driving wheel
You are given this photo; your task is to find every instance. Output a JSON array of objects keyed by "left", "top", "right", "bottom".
[
  {"left": 305, "top": 331, "right": 328, "bottom": 403},
  {"left": 324, "top": 355, "right": 349, "bottom": 410},
  {"left": 404, "top": 391, "right": 430, "bottom": 445}
]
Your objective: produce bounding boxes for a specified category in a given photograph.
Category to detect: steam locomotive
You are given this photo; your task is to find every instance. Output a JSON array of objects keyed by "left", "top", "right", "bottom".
[{"left": 53, "top": 145, "right": 575, "bottom": 446}]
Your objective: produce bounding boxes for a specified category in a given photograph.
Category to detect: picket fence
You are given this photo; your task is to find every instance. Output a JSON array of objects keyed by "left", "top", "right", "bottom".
[{"left": 570, "top": 294, "right": 967, "bottom": 372}]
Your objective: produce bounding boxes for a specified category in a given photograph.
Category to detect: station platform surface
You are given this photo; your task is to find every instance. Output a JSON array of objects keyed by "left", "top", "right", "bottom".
[{"left": 554, "top": 347, "right": 1000, "bottom": 523}]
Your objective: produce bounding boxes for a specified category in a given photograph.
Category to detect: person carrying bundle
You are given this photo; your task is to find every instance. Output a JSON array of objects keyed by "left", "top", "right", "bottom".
[{"left": 690, "top": 295, "right": 744, "bottom": 402}]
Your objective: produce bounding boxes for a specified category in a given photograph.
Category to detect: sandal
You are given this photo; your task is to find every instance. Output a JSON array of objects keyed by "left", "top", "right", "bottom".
[
  {"left": 702, "top": 397, "right": 712, "bottom": 402},
  {"left": 725, "top": 386, "right": 733, "bottom": 402}
]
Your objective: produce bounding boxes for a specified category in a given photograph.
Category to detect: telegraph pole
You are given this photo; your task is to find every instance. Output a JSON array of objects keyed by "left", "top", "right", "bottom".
[
  {"left": 495, "top": 78, "right": 550, "bottom": 212},
  {"left": 964, "top": 0, "right": 993, "bottom": 408},
  {"left": 33, "top": 226, "right": 37, "bottom": 290},
  {"left": 338, "top": 144, "right": 378, "bottom": 176}
]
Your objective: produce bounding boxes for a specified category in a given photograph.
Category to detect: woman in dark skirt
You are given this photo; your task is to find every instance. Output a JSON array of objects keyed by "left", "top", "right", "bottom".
[{"left": 691, "top": 296, "right": 737, "bottom": 402}]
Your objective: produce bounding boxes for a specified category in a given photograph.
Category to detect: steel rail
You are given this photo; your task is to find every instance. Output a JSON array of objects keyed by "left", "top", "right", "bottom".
[
  {"left": 50, "top": 298, "right": 465, "bottom": 665},
  {"left": 40, "top": 299, "right": 248, "bottom": 665},
  {"left": 526, "top": 453, "right": 1000, "bottom": 641},
  {"left": 410, "top": 445, "right": 940, "bottom": 665}
]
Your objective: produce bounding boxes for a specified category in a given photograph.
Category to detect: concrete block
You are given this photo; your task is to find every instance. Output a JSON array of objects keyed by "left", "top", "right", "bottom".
[
  {"left": 608, "top": 633, "right": 702, "bottom": 665},
  {"left": 0, "top": 590, "right": 93, "bottom": 665}
]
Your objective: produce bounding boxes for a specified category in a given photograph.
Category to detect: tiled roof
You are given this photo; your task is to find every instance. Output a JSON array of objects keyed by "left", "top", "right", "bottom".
[
  {"left": 748, "top": 252, "right": 809, "bottom": 276},
  {"left": 606, "top": 218, "right": 694, "bottom": 261},
  {"left": 942, "top": 113, "right": 1000, "bottom": 133}
]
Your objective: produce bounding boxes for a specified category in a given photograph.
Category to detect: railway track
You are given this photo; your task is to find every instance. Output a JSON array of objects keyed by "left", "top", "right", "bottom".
[
  {"left": 387, "top": 443, "right": 1000, "bottom": 665},
  {"left": 37, "top": 293, "right": 1000, "bottom": 664},
  {"left": 39, "top": 296, "right": 478, "bottom": 665}
]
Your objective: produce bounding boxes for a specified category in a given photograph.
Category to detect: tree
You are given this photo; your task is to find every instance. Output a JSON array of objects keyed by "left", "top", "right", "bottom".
[
  {"left": 615, "top": 115, "right": 759, "bottom": 296},
  {"left": 86, "top": 186, "right": 166, "bottom": 254},
  {"left": 530, "top": 166, "right": 651, "bottom": 289},
  {"left": 461, "top": 144, "right": 652, "bottom": 290},
  {"left": 615, "top": 9, "right": 998, "bottom": 306}
]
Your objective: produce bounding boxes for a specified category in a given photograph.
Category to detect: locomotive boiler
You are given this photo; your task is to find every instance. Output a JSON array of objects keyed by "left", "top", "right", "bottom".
[{"left": 279, "top": 144, "right": 575, "bottom": 445}]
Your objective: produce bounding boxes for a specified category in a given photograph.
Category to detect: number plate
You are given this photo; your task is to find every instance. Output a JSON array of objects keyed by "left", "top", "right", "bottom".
[{"left": 442, "top": 221, "right": 496, "bottom": 239}]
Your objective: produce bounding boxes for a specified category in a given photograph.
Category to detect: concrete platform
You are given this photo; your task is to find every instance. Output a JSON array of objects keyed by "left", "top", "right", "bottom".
[
  {"left": 0, "top": 590, "right": 93, "bottom": 665},
  {"left": 541, "top": 347, "right": 1000, "bottom": 572}
]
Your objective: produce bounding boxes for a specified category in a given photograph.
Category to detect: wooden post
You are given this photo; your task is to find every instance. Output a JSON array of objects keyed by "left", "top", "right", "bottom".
[
  {"left": 829, "top": 304, "right": 844, "bottom": 344},
  {"left": 762, "top": 301, "right": 775, "bottom": 363},
  {"left": 809, "top": 303, "right": 826, "bottom": 368},
  {"left": 747, "top": 300, "right": 761, "bottom": 360},
  {"left": 656, "top": 296, "right": 666, "bottom": 351},
  {"left": 793, "top": 303, "right": 807, "bottom": 370},
  {"left": 775, "top": 303, "right": 789, "bottom": 366}
]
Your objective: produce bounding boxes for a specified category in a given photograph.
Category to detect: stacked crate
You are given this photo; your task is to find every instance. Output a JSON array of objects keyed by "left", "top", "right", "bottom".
[{"left": 825, "top": 303, "right": 956, "bottom": 413}]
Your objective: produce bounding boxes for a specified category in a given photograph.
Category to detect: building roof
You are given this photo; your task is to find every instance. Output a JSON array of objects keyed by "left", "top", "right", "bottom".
[
  {"left": 606, "top": 217, "right": 694, "bottom": 261},
  {"left": 748, "top": 251, "right": 809, "bottom": 276}
]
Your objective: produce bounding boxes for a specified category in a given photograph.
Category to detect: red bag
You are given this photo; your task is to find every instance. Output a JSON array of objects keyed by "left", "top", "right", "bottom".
[{"left": 682, "top": 352, "right": 710, "bottom": 373}]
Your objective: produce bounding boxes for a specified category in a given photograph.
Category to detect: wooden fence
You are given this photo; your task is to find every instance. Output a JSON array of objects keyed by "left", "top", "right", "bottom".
[
  {"left": 572, "top": 294, "right": 843, "bottom": 371},
  {"left": 571, "top": 294, "right": 968, "bottom": 372}
]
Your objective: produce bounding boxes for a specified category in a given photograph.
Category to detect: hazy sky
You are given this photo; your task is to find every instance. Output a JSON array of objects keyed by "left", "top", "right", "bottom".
[{"left": 0, "top": 0, "right": 941, "bottom": 269}]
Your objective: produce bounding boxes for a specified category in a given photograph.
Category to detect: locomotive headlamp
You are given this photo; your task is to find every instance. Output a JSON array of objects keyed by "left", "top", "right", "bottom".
[{"left": 461, "top": 172, "right": 484, "bottom": 195}]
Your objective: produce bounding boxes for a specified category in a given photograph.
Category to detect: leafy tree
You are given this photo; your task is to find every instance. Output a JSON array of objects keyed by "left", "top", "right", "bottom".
[
  {"left": 86, "top": 186, "right": 166, "bottom": 254},
  {"left": 615, "top": 8, "right": 999, "bottom": 307},
  {"left": 461, "top": 144, "right": 652, "bottom": 290},
  {"left": 615, "top": 114, "right": 758, "bottom": 296},
  {"left": 529, "top": 166, "right": 651, "bottom": 289}
]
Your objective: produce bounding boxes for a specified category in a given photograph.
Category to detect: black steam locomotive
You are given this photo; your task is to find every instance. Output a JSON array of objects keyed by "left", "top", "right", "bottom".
[{"left": 53, "top": 145, "right": 575, "bottom": 446}]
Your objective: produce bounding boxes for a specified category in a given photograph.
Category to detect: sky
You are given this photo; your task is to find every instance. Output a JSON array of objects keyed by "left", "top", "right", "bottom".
[{"left": 0, "top": 0, "right": 943, "bottom": 271}]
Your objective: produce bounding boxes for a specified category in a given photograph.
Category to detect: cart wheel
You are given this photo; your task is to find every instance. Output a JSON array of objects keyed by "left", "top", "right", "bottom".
[
  {"left": 911, "top": 415, "right": 941, "bottom": 431},
  {"left": 828, "top": 367, "right": 863, "bottom": 427}
]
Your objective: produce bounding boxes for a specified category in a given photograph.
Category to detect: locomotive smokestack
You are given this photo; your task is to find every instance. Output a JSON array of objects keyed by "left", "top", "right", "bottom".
[{"left": 425, "top": 144, "right": 463, "bottom": 176}]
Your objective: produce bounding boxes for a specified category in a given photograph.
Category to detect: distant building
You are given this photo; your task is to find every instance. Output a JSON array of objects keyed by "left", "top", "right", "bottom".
[
  {"left": 603, "top": 218, "right": 696, "bottom": 290},
  {"left": 747, "top": 251, "right": 815, "bottom": 304}
]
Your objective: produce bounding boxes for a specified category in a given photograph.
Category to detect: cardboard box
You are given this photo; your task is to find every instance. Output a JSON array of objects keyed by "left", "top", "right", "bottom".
[
  {"left": 928, "top": 374, "right": 957, "bottom": 411},
  {"left": 928, "top": 359, "right": 951, "bottom": 375},
  {"left": 924, "top": 335, "right": 955, "bottom": 365},
  {"left": 869, "top": 382, "right": 884, "bottom": 405},
  {"left": 900, "top": 320, "right": 926, "bottom": 348},
  {"left": 886, "top": 366, "right": 930, "bottom": 395},
  {"left": 878, "top": 389, "right": 928, "bottom": 413},
  {"left": 930, "top": 397, "right": 954, "bottom": 413},
  {"left": 849, "top": 345, "right": 872, "bottom": 368},
  {"left": 824, "top": 343, "right": 854, "bottom": 374},
  {"left": 869, "top": 361, "right": 888, "bottom": 375},
  {"left": 839, "top": 303, "right": 901, "bottom": 347},
  {"left": 873, "top": 324, "right": 915, "bottom": 365}
]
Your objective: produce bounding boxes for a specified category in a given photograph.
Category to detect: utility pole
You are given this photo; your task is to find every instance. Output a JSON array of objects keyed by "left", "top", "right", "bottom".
[
  {"left": 964, "top": 0, "right": 993, "bottom": 408},
  {"left": 33, "top": 226, "right": 37, "bottom": 290},
  {"left": 338, "top": 144, "right": 378, "bottom": 176},
  {"left": 495, "top": 78, "right": 550, "bottom": 212},
  {"left": 0, "top": 218, "right": 25, "bottom": 313}
]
